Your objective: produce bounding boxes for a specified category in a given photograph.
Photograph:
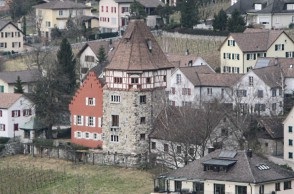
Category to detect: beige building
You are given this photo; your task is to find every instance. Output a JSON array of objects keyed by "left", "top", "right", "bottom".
[
  {"left": 154, "top": 149, "right": 294, "bottom": 194},
  {"left": 220, "top": 29, "right": 294, "bottom": 74},
  {"left": 33, "top": 0, "right": 93, "bottom": 40},
  {"left": 0, "top": 21, "right": 24, "bottom": 53},
  {"left": 98, "top": 0, "right": 163, "bottom": 33}
]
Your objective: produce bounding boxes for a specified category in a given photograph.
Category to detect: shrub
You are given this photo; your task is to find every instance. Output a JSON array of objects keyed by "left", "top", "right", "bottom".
[
  {"left": 0, "top": 137, "right": 10, "bottom": 144},
  {"left": 33, "top": 138, "right": 54, "bottom": 147}
]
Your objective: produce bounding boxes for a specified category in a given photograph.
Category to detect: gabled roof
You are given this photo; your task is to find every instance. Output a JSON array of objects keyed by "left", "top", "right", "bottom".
[
  {"left": 164, "top": 149, "right": 294, "bottom": 183},
  {"left": 228, "top": 30, "right": 283, "bottom": 52},
  {"left": 252, "top": 65, "right": 282, "bottom": 88},
  {"left": 0, "top": 93, "right": 23, "bottom": 109},
  {"left": 114, "top": 0, "right": 164, "bottom": 7},
  {"left": 0, "top": 69, "right": 41, "bottom": 84},
  {"left": 226, "top": 0, "right": 254, "bottom": 14},
  {"left": 20, "top": 117, "right": 47, "bottom": 131},
  {"left": 33, "top": 0, "right": 91, "bottom": 9},
  {"left": 257, "top": 117, "right": 284, "bottom": 139},
  {"left": 0, "top": 21, "right": 23, "bottom": 34},
  {"left": 106, "top": 19, "right": 173, "bottom": 71},
  {"left": 150, "top": 106, "right": 223, "bottom": 144}
]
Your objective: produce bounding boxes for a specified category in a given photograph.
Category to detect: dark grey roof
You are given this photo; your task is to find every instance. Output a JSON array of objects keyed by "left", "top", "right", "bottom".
[
  {"left": 257, "top": 117, "right": 284, "bottom": 139},
  {"left": 226, "top": 0, "right": 254, "bottom": 14},
  {"left": 164, "top": 149, "right": 294, "bottom": 183},
  {"left": 114, "top": 0, "right": 163, "bottom": 7},
  {"left": 252, "top": 65, "right": 282, "bottom": 88},
  {"left": 0, "top": 69, "right": 41, "bottom": 84},
  {"left": 33, "top": 0, "right": 91, "bottom": 9},
  {"left": 202, "top": 159, "right": 237, "bottom": 166},
  {"left": 249, "top": 0, "right": 294, "bottom": 14}
]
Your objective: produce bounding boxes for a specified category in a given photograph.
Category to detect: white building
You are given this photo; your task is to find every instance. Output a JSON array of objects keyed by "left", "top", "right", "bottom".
[
  {"left": 0, "top": 93, "right": 34, "bottom": 139},
  {"left": 0, "top": 21, "right": 24, "bottom": 53},
  {"left": 284, "top": 107, "right": 294, "bottom": 164},
  {"left": 154, "top": 149, "right": 294, "bottom": 194}
]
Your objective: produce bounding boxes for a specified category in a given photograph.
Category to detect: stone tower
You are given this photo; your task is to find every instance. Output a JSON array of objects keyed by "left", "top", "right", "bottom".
[{"left": 102, "top": 19, "right": 173, "bottom": 155}]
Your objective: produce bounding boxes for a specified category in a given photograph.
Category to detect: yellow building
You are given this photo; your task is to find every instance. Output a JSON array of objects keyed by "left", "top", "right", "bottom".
[
  {"left": 0, "top": 21, "right": 24, "bottom": 53},
  {"left": 220, "top": 29, "right": 294, "bottom": 74},
  {"left": 33, "top": 1, "right": 93, "bottom": 40}
]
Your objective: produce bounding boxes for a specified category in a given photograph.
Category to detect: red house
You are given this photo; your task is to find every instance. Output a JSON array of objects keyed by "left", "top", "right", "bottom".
[{"left": 69, "top": 71, "right": 104, "bottom": 148}]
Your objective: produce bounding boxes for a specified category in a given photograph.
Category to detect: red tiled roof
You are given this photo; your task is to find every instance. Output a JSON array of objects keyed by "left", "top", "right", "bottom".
[
  {"left": 106, "top": 19, "right": 173, "bottom": 71},
  {"left": 0, "top": 93, "right": 22, "bottom": 109}
]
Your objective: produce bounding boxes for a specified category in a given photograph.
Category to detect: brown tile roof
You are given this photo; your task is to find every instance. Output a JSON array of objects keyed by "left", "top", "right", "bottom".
[
  {"left": 253, "top": 65, "right": 282, "bottom": 88},
  {"left": 269, "top": 58, "right": 294, "bottom": 78},
  {"left": 150, "top": 106, "right": 222, "bottom": 144},
  {"left": 106, "top": 19, "right": 173, "bottom": 71},
  {"left": 0, "top": 93, "right": 22, "bottom": 109},
  {"left": 166, "top": 53, "right": 211, "bottom": 68},
  {"left": 164, "top": 149, "right": 294, "bottom": 183},
  {"left": 33, "top": 0, "right": 90, "bottom": 9},
  {"left": 179, "top": 67, "right": 241, "bottom": 87},
  {"left": 0, "top": 69, "right": 41, "bottom": 84},
  {"left": 230, "top": 30, "right": 283, "bottom": 52}
]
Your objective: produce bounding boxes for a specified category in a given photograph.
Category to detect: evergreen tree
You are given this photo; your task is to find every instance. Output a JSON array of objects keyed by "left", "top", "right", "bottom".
[
  {"left": 179, "top": 0, "right": 198, "bottom": 28},
  {"left": 156, "top": 4, "right": 174, "bottom": 25},
  {"left": 213, "top": 9, "right": 228, "bottom": 31},
  {"left": 97, "top": 46, "right": 107, "bottom": 64},
  {"left": 14, "top": 76, "right": 24, "bottom": 93},
  {"left": 57, "top": 38, "right": 77, "bottom": 95},
  {"left": 22, "top": 16, "right": 26, "bottom": 36},
  {"left": 130, "top": 0, "right": 147, "bottom": 19},
  {"left": 228, "top": 9, "right": 246, "bottom": 32}
]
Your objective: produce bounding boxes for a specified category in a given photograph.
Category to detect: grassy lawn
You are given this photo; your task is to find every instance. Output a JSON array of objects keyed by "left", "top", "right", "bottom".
[{"left": 0, "top": 155, "right": 155, "bottom": 194}]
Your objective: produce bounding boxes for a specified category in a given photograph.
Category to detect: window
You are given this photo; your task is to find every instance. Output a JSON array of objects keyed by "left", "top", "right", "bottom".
[
  {"left": 289, "top": 126, "right": 293, "bottom": 133},
  {"left": 175, "top": 181, "right": 182, "bottom": 192},
  {"left": 193, "top": 182, "right": 204, "bottom": 193},
  {"left": 164, "top": 144, "right": 168, "bottom": 152},
  {"left": 176, "top": 146, "right": 181, "bottom": 154},
  {"left": 189, "top": 148, "right": 194, "bottom": 155},
  {"left": 254, "top": 104, "right": 266, "bottom": 112},
  {"left": 289, "top": 152, "right": 293, "bottom": 159},
  {"left": 45, "top": 21, "right": 51, "bottom": 27},
  {"left": 59, "top": 10, "right": 63, "bottom": 16},
  {"left": 86, "top": 97, "right": 95, "bottom": 106},
  {"left": 0, "top": 110, "right": 2, "bottom": 117},
  {"left": 0, "top": 124, "right": 5, "bottom": 131},
  {"left": 182, "top": 101, "right": 192, "bottom": 107},
  {"left": 272, "top": 103, "right": 276, "bottom": 111},
  {"left": 275, "top": 44, "right": 284, "bottom": 51},
  {"left": 275, "top": 182, "right": 280, "bottom": 191},
  {"left": 114, "top": 77, "right": 122, "bottom": 84},
  {"left": 272, "top": 89, "right": 277, "bottom": 97},
  {"left": 111, "top": 95, "right": 121, "bottom": 103},
  {"left": 112, "top": 115, "right": 119, "bottom": 126},
  {"left": 171, "top": 87, "right": 175, "bottom": 94},
  {"left": 93, "top": 133, "right": 98, "bottom": 140},
  {"left": 259, "top": 185, "right": 264, "bottom": 194},
  {"left": 249, "top": 76, "right": 253, "bottom": 86},
  {"left": 14, "top": 123, "right": 18, "bottom": 131},
  {"left": 146, "top": 77, "right": 151, "bottom": 84},
  {"left": 106, "top": 6, "right": 108, "bottom": 12},
  {"left": 236, "top": 90, "right": 247, "bottom": 97},
  {"left": 284, "top": 181, "right": 291, "bottom": 190},
  {"left": 88, "top": 116, "right": 95, "bottom": 127},
  {"left": 23, "top": 109, "right": 32, "bottom": 116},
  {"left": 182, "top": 88, "right": 191, "bottom": 95},
  {"left": 140, "top": 133, "right": 145, "bottom": 140},
  {"left": 0, "top": 85, "right": 4, "bottom": 93},
  {"left": 257, "top": 90, "right": 263, "bottom": 98},
  {"left": 77, "top": 131, "right": 81, "bottom": 138},
  {"left": 286, "top": 52, "right": 294, "bottom": 58},
  {"left": 247, "top": 53, "right": 256, "bottom": 60},
  {"left": 163, "top": 75, "right": 166, "bottom": 82},
  {"left": 140, "top": 95, "right": 146, "bottom": 104},
  {"left": 221, "top": 128, "right": 228, "bottom": 136},
  {"left": 176, "top": 74, "right": 181, "bottom": 84},
  {"left": 228, "top": 40, "right": 235, "bottom": 46},
  {"left": 111, "top": 135, "right": 119, "bottom": 142},
  {"left": 121, "top": 7, "right": 129, "bottom": 13},
  {"left": 85, "top": 132, "right": 90, "bottom": 139},
  {"left": 235, "top": 186, "right": 247, "bottom": 194},
  {"left": 289, "top": 139, "right": 293, "bottom": 146},
  {"left": 24, "top": 130, "right": 30, "bottom": 139},
  {"left": 140, "top": 117, "right": 146, "bottom": 124},
  {"left": 151, "top": 142, "right": 156, "bottom": 149},
  {"left": 12, "top": 110, "right": 20, "bottom": 117},
  {"left": 85, "top": 55, "right": 95, "bottom": 62},
  {"left": 131, "top": 77, "right": 139, "bottom": 84},
  {"left": 170, "top": 100, "right": 175, "bottom": 106},
  {"left": 77, "top": 115, "right": 83, "bottom": 125},
  {"left": 207, "top": 88, "right": 212, "bottom": 95},
  {"left": 214, "top": 184, "right": 225, "bottom": 194}
]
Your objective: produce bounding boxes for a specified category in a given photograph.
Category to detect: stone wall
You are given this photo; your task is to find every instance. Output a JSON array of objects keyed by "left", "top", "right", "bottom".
[{"left": 0, "top": 137, "right": 23, "bottom": 156}]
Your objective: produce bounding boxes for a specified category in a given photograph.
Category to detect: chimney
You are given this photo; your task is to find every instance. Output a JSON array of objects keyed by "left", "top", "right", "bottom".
[{"left": 247, "top": 149, "right": 252, "bottom": 158}]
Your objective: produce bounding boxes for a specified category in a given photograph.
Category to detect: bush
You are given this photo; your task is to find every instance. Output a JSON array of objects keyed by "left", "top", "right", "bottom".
[
  {"left": 0, "top": 137, "right": 10, "bottom": 144},
  {"left": 56, "top": 128, "right": 71, "bottom": 139},
  {"left": 164, "top": 27, "right": 229, "bottom": 36},
  {"left": 33, "top": 138, "right": 54, "bottom": 147},
  {"left": 0, "top": 144, "right": 5, "bottom": 152}
]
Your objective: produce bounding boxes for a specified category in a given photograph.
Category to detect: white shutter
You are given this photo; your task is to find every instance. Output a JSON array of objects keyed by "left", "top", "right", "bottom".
[
  {"left": 98, "top": 117, "right": 102, "bottom": 128},
  {"left": 93, "top": 98, "right": 96, "bottom": 106},
  {"left": 93, "top": 117, "right": 96, "bottom": 127},
  {"left": 86, "top": 97, "right": 88, "bottom": 105},
  {"left": 85, "top": 116, "right": 88, "bottom": 126},
  {"left": 81, "top": 116, "right": 84, "bottom": 126},
  {"left": 73, "top": 115, "right": 77, "bottom": 125},
  {"left": 74, "top": 132, "right": 77, "bottom": 138}
]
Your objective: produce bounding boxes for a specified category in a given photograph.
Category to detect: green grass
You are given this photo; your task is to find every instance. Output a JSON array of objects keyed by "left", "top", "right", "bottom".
[{"left": 0, "top": 155, "right": 154, "bottom": 194}]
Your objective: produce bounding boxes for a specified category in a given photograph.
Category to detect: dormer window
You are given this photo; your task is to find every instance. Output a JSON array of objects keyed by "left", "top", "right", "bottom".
[
  {"left": 227, "top": 40, "right": 235, "bottom": 46},
  {"left": 287, "top": 4, "right": 294, "bottom": 10},
  {"left": 255, "top": 4, "right": 262, "bottom": 10}
]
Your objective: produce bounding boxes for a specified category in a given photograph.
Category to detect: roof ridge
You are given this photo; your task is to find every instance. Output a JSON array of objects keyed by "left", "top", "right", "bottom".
[{"left": 244, "top": 151, "right": 257, "bottom": 183}]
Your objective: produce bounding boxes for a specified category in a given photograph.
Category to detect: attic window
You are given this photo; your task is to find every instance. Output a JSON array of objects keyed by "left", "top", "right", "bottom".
[
  {"left": 147, "top": 39, "right": 152, "bottom": 52},
  {"left": 256, "top": 164, "right": 270, "bottom": 170}
]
